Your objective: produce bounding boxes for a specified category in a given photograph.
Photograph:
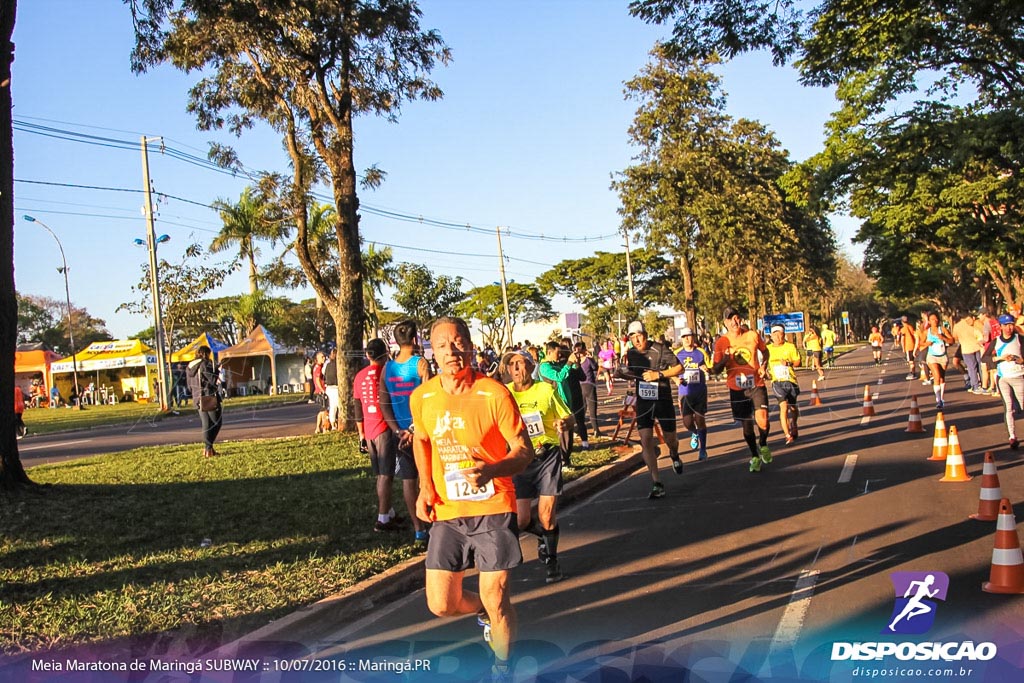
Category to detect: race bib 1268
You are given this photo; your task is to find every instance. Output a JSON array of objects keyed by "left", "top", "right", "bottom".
[{"left": 444, "top": 469, "right": 495, "bottom": 502}]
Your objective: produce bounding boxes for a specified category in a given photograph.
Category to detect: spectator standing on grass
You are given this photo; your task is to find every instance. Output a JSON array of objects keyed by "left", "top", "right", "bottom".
[
  {"left": 323, "top": 347, "right": 340, "bottom": 429},
  {"left": 14, "top": 385, "right": 27, "bottom": 439},
  {"left": 574, "top": 341, "right": 602, "bottom": 438},
  {"left": 380, "top": 319, "right": 432, "bottom": 544},
  {"left": 186, "top": 345, "right": 222, "bottom": 458},
  {"left": 304, "top": 356, "right": 315, "bottom": 403},
  {"left": 354, "top": 339, "right": 407, "bottom": 534}
]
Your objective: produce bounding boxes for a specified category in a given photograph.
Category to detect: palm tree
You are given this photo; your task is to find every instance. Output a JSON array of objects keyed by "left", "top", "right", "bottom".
[
  {"left": 209, "top": 187, "right": 287, "bottom": 294},
  {"left": 362, "top": 243, "right": 397, "bottom": 337}
]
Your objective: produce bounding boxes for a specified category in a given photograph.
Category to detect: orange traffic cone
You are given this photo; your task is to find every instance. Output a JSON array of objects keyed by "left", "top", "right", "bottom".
[
  {"left": 905, "top": 395, "right": 924, "bottom": 433},
  {"left": 970, "top": 452, "right": 1002, "bottom": 521},
  {"left": 808, "top": 380, "right": 823, "bottom": 407},
  {"left": 982, "top": 498, "right": 1024, "bottom": 594},
  {"left": 861, "top": 385, "right": 875, "bottom": 417},
  {"left": 939, "top": 425, "right": 972, "bottom": 482},
  {"left": 928, "top": 411, "right": 948, "bottom": 461}
]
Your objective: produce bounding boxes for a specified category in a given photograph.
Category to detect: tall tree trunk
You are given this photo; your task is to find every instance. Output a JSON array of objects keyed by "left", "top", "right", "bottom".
[
  {"left": 248, "top": 253, "right": 258, "bottom": 295},
  {"left": 1, "top": 0, "right": 32, "bottom": 489},
  {"left": 678, "top": 254, "right": 697, "bottom": 333}
]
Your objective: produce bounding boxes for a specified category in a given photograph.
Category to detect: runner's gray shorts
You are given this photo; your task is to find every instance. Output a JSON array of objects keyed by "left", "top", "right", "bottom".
[
  {"left": 771, "top": 381, "right": 800, "bottom": 405},
  {"left": 513, "top": 443, "right": 563, "bottom": 499},
  {"left": 426, "top": 513, "right": 523, "bottom": 572},
  {"left": 368, "top": 432, "right": 417, "bottom": 479}
]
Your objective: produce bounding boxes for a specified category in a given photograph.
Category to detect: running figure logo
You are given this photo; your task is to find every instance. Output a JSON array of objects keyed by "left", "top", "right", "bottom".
[{"left": 884, "top": 572, "right": 949, "bottom": 635}]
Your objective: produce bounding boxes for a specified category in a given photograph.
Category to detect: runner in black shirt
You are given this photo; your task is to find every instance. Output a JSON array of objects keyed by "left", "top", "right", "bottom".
[{"left": 616, "top": 321, "right": 684, "bottom": 498}]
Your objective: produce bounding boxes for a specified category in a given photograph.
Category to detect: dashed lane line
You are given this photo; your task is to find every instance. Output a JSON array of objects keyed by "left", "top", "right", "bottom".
[{"left": 838, "top": 454, "right": 858, "bottom": 483}]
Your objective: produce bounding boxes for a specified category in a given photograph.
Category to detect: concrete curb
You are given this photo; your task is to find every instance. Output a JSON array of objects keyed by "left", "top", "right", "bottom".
[{"left": 212, "top": 444, "right": 644, "bottom": 654}]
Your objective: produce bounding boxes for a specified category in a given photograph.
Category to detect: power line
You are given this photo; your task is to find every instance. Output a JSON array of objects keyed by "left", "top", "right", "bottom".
[{"left": 15, "top": 117, "right": 620, "bottom": 244}]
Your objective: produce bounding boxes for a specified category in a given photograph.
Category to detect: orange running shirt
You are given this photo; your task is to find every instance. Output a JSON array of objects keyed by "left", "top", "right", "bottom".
[
  {"left": 869, "top": 331, "right": 884, "bottom": 348},
  {"left": 713, "top": 329, "right": 768, "bottom": 391},
  {"left": 410, "top": 372, "right": 525, "bottom": 521}
]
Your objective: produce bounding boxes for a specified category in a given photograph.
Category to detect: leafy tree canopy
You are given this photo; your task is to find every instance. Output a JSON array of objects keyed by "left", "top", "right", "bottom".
[{"left": 455, "top": 283, "right": 555, "bottom": 349}]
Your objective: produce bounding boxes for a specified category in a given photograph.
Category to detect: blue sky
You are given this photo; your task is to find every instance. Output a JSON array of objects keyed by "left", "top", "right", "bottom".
[{"left": 12, "top": 0, "right": 855, "bottom": 341}]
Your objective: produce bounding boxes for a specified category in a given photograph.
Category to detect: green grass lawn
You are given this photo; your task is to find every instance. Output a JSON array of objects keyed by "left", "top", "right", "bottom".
[
  {"left": 0, "top": 433, "right": 626, "bottom": 654},
  {"left": 20, "top": 393, "right": 298, "bottom": 436}
]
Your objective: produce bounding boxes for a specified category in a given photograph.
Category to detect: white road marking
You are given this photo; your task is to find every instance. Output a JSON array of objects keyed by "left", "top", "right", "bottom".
[
  {"left": 762, "top": 569, "right": 821, "bottom": 675},
  {"left": 838, "top": 454, "right": 858, "bottom": 483},
  {"left": 20, "top": 439, "right": 92, "bottom": 452}
]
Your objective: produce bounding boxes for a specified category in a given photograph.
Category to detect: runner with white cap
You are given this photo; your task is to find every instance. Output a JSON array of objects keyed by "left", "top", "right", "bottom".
[
  {"left": 767, "top": 324, "right": 802, "bottom": 445},
  {"left": 616, "top": 320, "right": 684, "bottom": 499},
  {"left": 674, "top": 327, "right": 710, "bottom": 461}
]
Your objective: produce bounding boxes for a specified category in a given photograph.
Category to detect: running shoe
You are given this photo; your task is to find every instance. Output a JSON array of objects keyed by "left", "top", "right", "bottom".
[
  {"left": 759, "top": 445, "right": 773, "bottom": 465},
  {"left": 690, "top": 432, "right": 699, "bottom": 450},
  {"left": 545, "top": 560, "right": 564, "bottom": 584},
  {"left": 477, "top": 610, "right": 492, "bottom": 644},
  {"left": 671, "top": 457, "right": 684, "bottom": 475},
  {"left": 1011, "top": 438, "right": 1020, "bottom": 450},
  {"left": 698, "top": 449, "right": 709, "bottom": 461},
  {"left": 922, "top": 380, "right": 932, "bottom": 386},
  {"left": 373, "top": 519, "right": 402, "bottom": 533},
  {"left": 905, "top": 374, "right": 915, "bottom": 380},
  {"left": 749, "top": 456, "right": 762, "bottom": 473},
  {"left": 414, "top": 530, "right": 430, "bottom": 545},
  {"left": 491, "top": 664, "right": 513, "bottom": 683},
  {"left": 936, "top": 400, "right": 944, "bottom": 410},
  {"left": 648, "top": 482, "right": 666, "bottom": 499},
  {"left": 785, "top": 436, "right": 795, "bottom": 445}
]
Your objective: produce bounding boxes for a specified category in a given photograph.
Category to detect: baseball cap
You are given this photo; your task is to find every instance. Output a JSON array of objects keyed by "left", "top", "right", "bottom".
[
  {"left": 627, "top": 321, "right": 645, "bottom": 335},
  {"left": 770, "top": 324, "right": 785, "bottom": 334},
  {"left": 679, "top": 327, "right": 694, "bottom": 337},
  {"left": 998, "top": 314, "right": 1015, "bottom": 324}
]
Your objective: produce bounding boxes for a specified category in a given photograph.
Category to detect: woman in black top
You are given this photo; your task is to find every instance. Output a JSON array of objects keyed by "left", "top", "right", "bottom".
[{"left": 186, "top": 345, "right": 222, "bottom": 457}]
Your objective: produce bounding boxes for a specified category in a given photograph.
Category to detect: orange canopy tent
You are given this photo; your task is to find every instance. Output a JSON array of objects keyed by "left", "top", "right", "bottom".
[{"left": 15, "top": 343, "right": 63, "bottom": 398}]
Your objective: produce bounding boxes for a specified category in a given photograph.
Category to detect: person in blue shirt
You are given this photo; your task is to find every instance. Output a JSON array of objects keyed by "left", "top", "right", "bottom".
[{"left": 675, "top": 328, "right": 710, "bottom": 461}]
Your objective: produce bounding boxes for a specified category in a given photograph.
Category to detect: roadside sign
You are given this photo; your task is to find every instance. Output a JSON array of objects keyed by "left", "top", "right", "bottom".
[
  {"left": 842, "top": 311, "right": 850, "bottom": 324},
  {"left": 762, "top": 312, "right": 805, "bottom": 334}
]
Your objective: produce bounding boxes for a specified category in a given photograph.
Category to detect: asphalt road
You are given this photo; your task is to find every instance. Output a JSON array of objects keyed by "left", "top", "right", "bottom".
[
  {"left": 17, "top": 401, "right": 324, "bottom": 466},
  {"left": 214, "top": 346, "right": 1024, "bottom": 682}
]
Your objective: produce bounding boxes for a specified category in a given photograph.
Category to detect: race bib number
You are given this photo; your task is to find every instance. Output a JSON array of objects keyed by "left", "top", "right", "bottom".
[
  {"left": 523, "top": 411, "right": 545, "bottom": 438},
  {"left": 772, "top": 363, "right": 789, "bottom": 380},
  {"left": 684, "top": 369, "right": 702, "bottom": 384},
  {"left": 638, "top": 381, "right": 659, "bottom": 400},
  {"left": 443, "top": 469, "right": 495, "bottom": 502},
  {"left": 736, "top": 373, "right": 754, "bottom": 389}
]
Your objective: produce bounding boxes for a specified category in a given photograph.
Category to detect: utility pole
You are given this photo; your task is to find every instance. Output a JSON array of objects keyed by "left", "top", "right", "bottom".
[
  {"left": 623, "top": 229, "right": 636, "bottom": 303},
  {"left": 142, "top": 136, "right": 170, "bottom": 412},
  {"left": 496, "top": 226, "right": 514, "bottom": 347}
]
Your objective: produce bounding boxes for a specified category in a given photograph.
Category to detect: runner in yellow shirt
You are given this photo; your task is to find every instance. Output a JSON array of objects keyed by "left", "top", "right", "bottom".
[{"left": 767, "top": 325, "right": 802, "bottom": 445}]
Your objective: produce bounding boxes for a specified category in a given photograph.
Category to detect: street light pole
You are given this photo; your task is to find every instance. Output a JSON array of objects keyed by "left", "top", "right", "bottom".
[{"left": 22, "top": 215, "right": 80, "bottom": 407}]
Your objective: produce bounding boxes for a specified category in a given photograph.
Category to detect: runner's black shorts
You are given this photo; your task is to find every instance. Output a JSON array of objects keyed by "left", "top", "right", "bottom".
[
  {"left": 513, "top": 442, "right": 563, "bottom": 499},
  {"left": 678, "top": 389, "right": 707, "bottom": 417},
  {"left": 729, "top": 386, "right": 769, "bottom": 420},
  {"left": 771, "top": 381, "right": 800, "bottom": 406},
  {"left": 635, "top": 397, "right": 677, "bottom": 432},
  {"left": 426, "top": 512, "right": 523, "bottom": 572}
]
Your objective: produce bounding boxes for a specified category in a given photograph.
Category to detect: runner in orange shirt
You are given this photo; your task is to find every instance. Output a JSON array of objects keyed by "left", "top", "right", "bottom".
[
  {"left": 710, "top": 306, "right": 773, "bottom": 472},
  {"left": 868, "top": 326, "right": 885, "bottom": 366},
  {"left": 410, "top": 317, "right": 534, "bottom": 683}
]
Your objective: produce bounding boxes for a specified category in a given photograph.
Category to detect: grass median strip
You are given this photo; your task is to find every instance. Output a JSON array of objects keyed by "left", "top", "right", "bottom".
[{"left": 0, "top": 433, "right": 624, "bottom": 654}]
